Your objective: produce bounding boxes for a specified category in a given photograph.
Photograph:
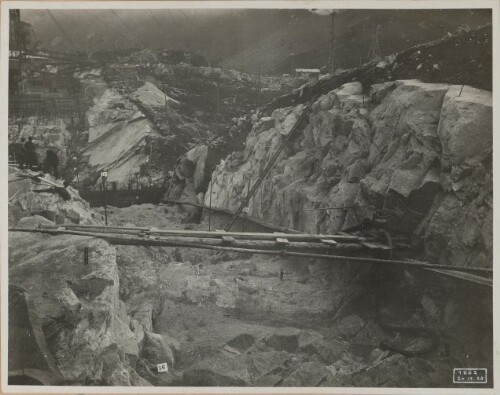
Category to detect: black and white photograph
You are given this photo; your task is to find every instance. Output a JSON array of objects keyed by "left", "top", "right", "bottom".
[{"left": 2, "top": 1, "right": 497, "bottom": 392}]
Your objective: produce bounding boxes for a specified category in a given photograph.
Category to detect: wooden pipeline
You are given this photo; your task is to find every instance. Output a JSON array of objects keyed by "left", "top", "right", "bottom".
[
  {"left": 9, "top": 226, "right": 493, "bottom": 277},
  {"left": 38, "top": 223, "right": 366, "bottom": 243}
]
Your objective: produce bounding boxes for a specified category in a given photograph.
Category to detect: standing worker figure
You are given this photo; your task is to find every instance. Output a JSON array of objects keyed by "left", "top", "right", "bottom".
[
  {"left": 44, "top": 148, "right": 59, "bottom": 179},
  {"left": 8, "top": 139, "right": 15, "bottom": 163},
  {"left": 15, "top": 138, "right": 27, "bottom": 168},
  {"left": 24, "top": 137, "right": 38, "bottom": 170}
]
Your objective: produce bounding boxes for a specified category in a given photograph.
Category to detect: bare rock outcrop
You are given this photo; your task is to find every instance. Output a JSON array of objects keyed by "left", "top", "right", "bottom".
[
  {"left": 8, "top": 195, "right": 174, "bottom": 385},
  {"left": 80, "top": 87, "right": 153, "bottom": 188},
  {"left": 206, "top": 79, "right": 492, "bottom": 271},
  {"left": 9, "top": 218, "right": 132, "bottom": 383},
  {"left": 163, "top": 145, "right": 209, "bottom": 222},
  {"left": 9, "top": 186, "right": 99, "bottom": 227}
]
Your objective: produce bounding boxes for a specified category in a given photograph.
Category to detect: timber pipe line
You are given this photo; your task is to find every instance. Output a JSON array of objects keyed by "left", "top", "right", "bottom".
[
  {"left": 9, "top": 224, "right": 493, "bottom": 281},
  {"left": 224, "top": 98, "right": 317, "bottom": 231}
]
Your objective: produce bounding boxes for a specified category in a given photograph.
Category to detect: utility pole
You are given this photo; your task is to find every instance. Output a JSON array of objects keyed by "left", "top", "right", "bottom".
[
  {"left": 257, "top": 63, "right": 262, "bottom": 108},
  {"left": 149, "top": 138, "right": 153, "bottom": 165},
  {"left": 10, "top": 9, "right": 29, "bottom": 95},
  {"left": 367, "top": 24, "right": 382, "bottom": 62},
  {"left": 208, "top": 173, "right": 213, "bottom": 231},
  {"left": 163, "top": 82, "right": 169, "bottom": 122},
  {"left": 148, "top": 136, "right": 153, "bottom": 182},
  {"left": 327, "top": 11, "right": 340, "bottom": 74},
  {"left": 101, "top": 171, "right": 108, "bottom": 225},
  {"left": 74, "top": 167, "right": 80, "bottom": 189},
  {"left": 73, "top": 155, "right": 80, "bottom": 189},
  {"left": 215, "top": 82, "right": 220, "bottom": 114}
]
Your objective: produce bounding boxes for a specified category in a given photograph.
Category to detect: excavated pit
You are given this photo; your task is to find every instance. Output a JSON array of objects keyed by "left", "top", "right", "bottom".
[
  {"left": 103, "top": 203, "right": 492, "bottom": 387},
  {"left": 8, "top": 167, "right": 492, "bottom": 387}
]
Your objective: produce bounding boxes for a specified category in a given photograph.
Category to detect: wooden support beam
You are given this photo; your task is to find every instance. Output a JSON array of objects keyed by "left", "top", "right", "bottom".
[
  {"left": 276, "top": 237, "right": 289, "bottom": 246},
  {"left": 222, "top": 236, "right": 236, "bottom": 245},
  {"left": 362, "top": 241, "right": 392, "bottom": 251}
]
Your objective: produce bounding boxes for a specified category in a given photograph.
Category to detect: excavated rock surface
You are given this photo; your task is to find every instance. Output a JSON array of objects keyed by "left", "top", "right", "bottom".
[
  {"left": 163, "top": 145, "right": 209, "bottom": 222},
  {"left": 101, "top": 204, "right": 491, "bottom": 388},
  {"left": 207, "top": 80, "right": 492, "bottom": 271},
  {"left": 8, "top": 193, "right": 492, "bottom": 387},
  {"left": 8, "top": 195, "right": 175, "bottom": 385},
  {"left": 102, "top": 58, "right": 300, "bottom": 182},
  {"left": 9, "top": 176, "right": 100, "bottom": 227},
  {"left": 132, "top": 81, "right": 180, "bottom": 109},
  {"left": 79, "top": 86, "right": 153, "bottom": 188},
  {"left": 9, "top": 222, "right": 132, "bottom": 384}
]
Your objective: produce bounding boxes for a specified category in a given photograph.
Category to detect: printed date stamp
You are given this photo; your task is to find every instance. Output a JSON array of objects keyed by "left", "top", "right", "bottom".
[{"left": 453, "top": 368, "right": 487, "bottom": 384}]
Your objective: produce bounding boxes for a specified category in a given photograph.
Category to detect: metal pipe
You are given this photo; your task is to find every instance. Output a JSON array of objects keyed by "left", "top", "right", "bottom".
[
  {"left": 306, "top": 206, "right": 355, "bottom": 211},
  {"left": 208, "top": 173, "right": 213, "bottom": 231}
]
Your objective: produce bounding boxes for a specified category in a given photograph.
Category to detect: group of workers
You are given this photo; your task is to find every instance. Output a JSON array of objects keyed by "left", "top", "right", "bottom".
[{"left": 9, "top": 136, "right": 60, "bottom": 178}]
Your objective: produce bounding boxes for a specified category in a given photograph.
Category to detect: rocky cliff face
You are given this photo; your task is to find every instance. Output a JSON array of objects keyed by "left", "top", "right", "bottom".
[
  {"left": 207, "top": 80, "right": 492, "bottom": 270},
  {"left": 79, "top": 86, "right": 153, "bottom": 188},
  {"left": 72, "top": 57, "right": 298, "bottom": 190}
]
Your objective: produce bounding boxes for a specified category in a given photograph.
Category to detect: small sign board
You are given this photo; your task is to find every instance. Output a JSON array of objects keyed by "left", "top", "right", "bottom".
[
  {"left": 453, "top": 368, "right": 487, "bottom": 384},
  {"left": 101, "top": 171, "right": 108, "bottom": 178},
  {"left": 157, "top": 362, "right": 169, "bottom": 373},
  {"left": 242, "top": 207, "right": 250, "bottom": 214}
]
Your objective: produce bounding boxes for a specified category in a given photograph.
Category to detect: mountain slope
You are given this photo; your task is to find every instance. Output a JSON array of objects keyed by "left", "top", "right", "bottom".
[{"left": 21, "top": 9, "right": 491, "bottom": 74}]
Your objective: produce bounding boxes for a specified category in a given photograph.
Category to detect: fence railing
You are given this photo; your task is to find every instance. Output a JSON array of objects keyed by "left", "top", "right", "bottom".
[{"left": 79, "top": 186, "right": 166, "bottom": 208}]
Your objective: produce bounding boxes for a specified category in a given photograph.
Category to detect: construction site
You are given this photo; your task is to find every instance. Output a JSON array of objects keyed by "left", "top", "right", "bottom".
[{"left": 6, "top": 7, "right": 493, "bottom": 389}]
